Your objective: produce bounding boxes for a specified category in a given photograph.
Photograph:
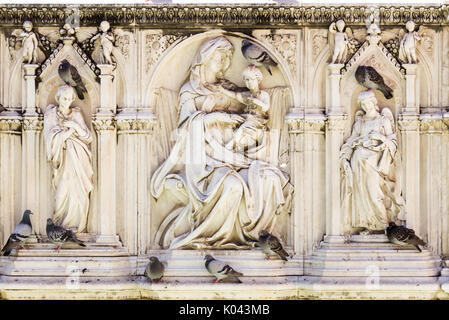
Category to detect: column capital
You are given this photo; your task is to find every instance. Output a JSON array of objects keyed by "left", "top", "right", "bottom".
[
  {"left": 115, "top": 108, "right": 157, "bottom": 134},
  {"left": 0, "top": 113, "right": 22, "bottom": 134},
  {"left": 403, "top": 63, "right": 419, "bottom": 75},
  {"left": 92, "top": 112, "right": 115, "bottom": 132},
  {"left": 327, "top": 63, "right": 344, "bottom": 74},
  {"left": 398, "top": 113, "right": 420, "bottom": 131},
  {"left": 420, "top": 113, "right": 444, "bottom": 133},
  {"left": 97, "top": 63, "right": 116, "bottom": 76},
  {"left": 22, "top": 113, "right": 43, "bottom": 131},
  {"left": 22, "top": 64, "right": 39, "bottom": 76},
  {"left": 326, "top": 113, "right": 347, "bottom": 131}
]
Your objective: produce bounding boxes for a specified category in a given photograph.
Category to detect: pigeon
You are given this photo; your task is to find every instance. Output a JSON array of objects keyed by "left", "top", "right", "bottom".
[
  {"left": 241, "top": 39, "right": 277, "bottom": 75},
  {"left": 58, "top": 59, "right": 88, "bottom": 100},
  {"left": 46, "top": 218, "right": 86, "bottom": 251},
  {"left": 355, "top": 65, "right": 393, "bottom": 99},
  {"left": 1, "top": 210, "right": 33, "bottom": 256},
  {"left": 386, "top": 222, "right": 426, "bottom": 252},
  {"left": 144, "top": 256, "right": 165, "bottom": 283},
  {"left": 204, "top": 254, "right": 243, "bottom": 283},
  {"left": 258, "top": 230, "right": 289, "bottom": 261}
]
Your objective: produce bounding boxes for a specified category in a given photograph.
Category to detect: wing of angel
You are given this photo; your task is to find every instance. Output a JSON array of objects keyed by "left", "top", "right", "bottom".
[{"left": 381, "top": 107, "right": 395, "bottom": 133}]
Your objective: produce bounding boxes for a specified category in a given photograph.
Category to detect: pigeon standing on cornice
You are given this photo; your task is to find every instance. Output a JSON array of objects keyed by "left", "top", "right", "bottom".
[
  {"left": 144, "top": 256, "right": 165, "bottom": 283},
  {"left": 355, "top": 65, "right": 393, "bottom": 99},
  {"left": 1, "top": 210, "right": 33, "bottom": 256},
  {"left": 386, "top": 222, "right": 426, "bottom": 252},
  {"left": 258, "top": 230, "right": 289, "bottom": 261},
  {"left": 204, "top": 254, "right": 243, "bottom": 283}
]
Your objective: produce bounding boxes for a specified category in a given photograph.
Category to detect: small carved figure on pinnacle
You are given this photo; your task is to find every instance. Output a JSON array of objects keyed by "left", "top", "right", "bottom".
[
  {"left": 241, "top": 39, "right": 277, "bottom": 76},
  {"left": 399, "top": 20, "right": 421, "bottom": 64},
  {"left": 90, "top": 21, "right": 115, "bottom": 65},
  {"left": 21, "top": 21, "right": 38, "bottom": 64}
]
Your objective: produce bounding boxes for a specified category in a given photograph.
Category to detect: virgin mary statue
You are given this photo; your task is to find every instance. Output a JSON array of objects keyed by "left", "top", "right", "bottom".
[{"left": 150, "top": 36, "right": 293, "bottom": 249}]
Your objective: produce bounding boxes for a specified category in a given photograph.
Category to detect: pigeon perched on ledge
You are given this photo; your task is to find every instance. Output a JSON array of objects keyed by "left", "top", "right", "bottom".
[
  {"left": 1, "top": 210, "right": 33, "bottom": 256},
  {"left": 204, "top": 254, "right": 243, "bottom": 283},
  {"left": 241, "top": 39, "right": 277, "bottom": 76},
  {"left": 355, "top": 65, "right": 393, "bottom": 99},
  {"left": 258, "top": 229, "right": 289, "bottom": 261},
  {"left": 386, "top": 222, "right": 426, "bottom": 252},
  {"left": 58, "top": 59, "right": 88, "bottom": 100},
  {"left": 46, "top": 218, "right": 86, "bottom": 251},
  {"left": 145, "top": 256, "right": 165, "bottom": 283}
]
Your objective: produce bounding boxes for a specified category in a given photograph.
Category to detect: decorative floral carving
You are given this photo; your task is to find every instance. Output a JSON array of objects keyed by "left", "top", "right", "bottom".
[
  {"left": 92, "top": 116, "right": 115, "bottom": 131},
  {"left": 0, "top": 118, "right": 22, "bottom": 133},
  {"left": 312, "top": 31, "right": 328, "bottom": 60},
  {"left": 262, "top": 33, "right": 296, "bottom": 76},
  {"left": 397, "top": 115, "right": 420, "bottom": 131},
  {"left": 23, "top": 116, "right": 43, "bottom": 131},
  {"left": 420, "top": 117, "right": 443, "bottom": 132},
  {"left": 116, "top": 116, "right": 156, "bottom": 133},
  {"left": 115, "top": 33, "right": 131, "bottom": 60},
  {"left": 145, "top": 34, "right": 185, "bottom": 73}
]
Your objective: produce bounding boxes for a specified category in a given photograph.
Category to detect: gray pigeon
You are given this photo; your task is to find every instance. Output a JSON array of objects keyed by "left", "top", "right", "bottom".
[
  {"left": 258, "top": 230, "right": 289, "bottom": 261},
  {"left": 144, "top": 256, "right": 165, "bottom": 283},
  {"left": 241, "top": 39, "right": 277, "bottom": 75},
  {"left": 46, "top": 218, "right": 86, "bottom": 251},
  {"left": 204, "top": 254, "right": 243, "bottom": 283},
  {"left": 58, "top": 59, "right": 88, "bottom": 100},
  {"left": 355, "top": 65, "right": 393, "bottom": 99},
  {"left": 1, "top": 210, "right": 33, "bottom": 256},
  {"left": 386, "top": 222, "right": 426, "bottom": 252}
]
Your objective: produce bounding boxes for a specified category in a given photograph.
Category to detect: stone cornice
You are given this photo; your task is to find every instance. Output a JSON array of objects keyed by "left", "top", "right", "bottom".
[{"left": 0, "top": 5, "right": 445, "bottom": 28}]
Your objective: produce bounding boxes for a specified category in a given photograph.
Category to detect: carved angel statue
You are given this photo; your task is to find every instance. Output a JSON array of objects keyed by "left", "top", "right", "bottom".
[
  {"left": 90, "top": 21, "right": 115, "bottom": 65},
  {"left": 340, "top": 90, "right": 404, "bottom": 234},
  {"left": 43, "top": 85, "right": 93, "bottom": 233},
  {"left": 328, "top": 20, "right": 357, "bottom": 64},
  {"left": 366, "top": 14, "right": 381, "bottom": 37},
  {"left": 20, "top": 21, "right": 38, "bottom": 64},
  {"left": 398, "top": 21, "right": 421, "bottom": 64}
]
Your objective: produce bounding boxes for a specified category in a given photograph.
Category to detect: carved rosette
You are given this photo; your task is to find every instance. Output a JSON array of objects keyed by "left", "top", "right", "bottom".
[
  {"left": 92, "top": 115, "right": 116, "bottom": 132},
  {"left": 0, "top": 117, "right": 22, "bottom": 134},
  {"left": 262, "top": 33, "right": 297, "bottom": 76},
  {"left": 145, "top": 34, "right": 185, "bottom": 73},
  {"left": 22, "top": 115, "right": 43, "bottom": 131}
]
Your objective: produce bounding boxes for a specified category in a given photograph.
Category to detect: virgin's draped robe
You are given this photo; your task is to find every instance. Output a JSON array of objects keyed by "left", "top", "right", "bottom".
[{"left": 43, "top": 105, "right": 93, "bottom": 232}]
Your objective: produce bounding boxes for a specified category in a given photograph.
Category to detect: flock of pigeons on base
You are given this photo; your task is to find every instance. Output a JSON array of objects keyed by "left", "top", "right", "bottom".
[{"left": 0, "top": 40, "right": 422, "bottom": 284}]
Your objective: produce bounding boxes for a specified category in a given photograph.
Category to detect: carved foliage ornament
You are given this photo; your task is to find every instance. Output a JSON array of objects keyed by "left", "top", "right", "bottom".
[
  {"left": 0, "top": 5, "right": 444, "bottom": 26},
  {"left": 145, "top": 34, "right": 185, "bottom": 73},
  {"left": 262, "top": 33, "right": 296, "bottom": 75}
]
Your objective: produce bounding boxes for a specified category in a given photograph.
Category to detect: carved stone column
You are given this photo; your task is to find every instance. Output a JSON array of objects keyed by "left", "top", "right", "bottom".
[
  {"left": 442, "top": 114, "right": 449, "bottom": 256},
  {"left": 21, "top": 64, "right": 43, "bottom": 233},
  {"left": 397, "top": 114, "right": 420, "bottom": 232},
  {"left": 324, "top": 63, "right": 347, "bottom": 243},
  {"left": 420, "top": 114, "right": 443, "bottom": 254},
  {"left": 116, "top": 109, "right": 156, "bottom": 255},
  {"left": 92, "top": 64, "right": 118, "bottom": 244},
  {"left": 0, "top": 114, "right": 22, "bottom": 247},
  {"left": 285, "top": 109, "right": 305, "bottom": 256},
  {"left": 303, "top": 114, "right": 326, "bottom": 254},
  {"left": 403, "top": 64, "right": 419, "bottom": 114}
]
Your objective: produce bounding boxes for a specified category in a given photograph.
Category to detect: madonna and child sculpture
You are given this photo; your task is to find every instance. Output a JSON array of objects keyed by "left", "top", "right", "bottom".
[
  {"left": 43, "top": 85, "right": 93, "bottom": 233},
  {"left": 150, "top": 36, "right": 293, "bottom": 249},
  {"left": 340, "top": 90, "right": 404, "bottom": 234}
]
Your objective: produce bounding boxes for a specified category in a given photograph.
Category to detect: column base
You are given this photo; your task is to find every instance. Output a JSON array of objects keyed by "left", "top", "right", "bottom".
[
  {"left": 323, "top": 235, "right": 347, "bottom": 244},
  {"left": 95, "top": 234, "right": 122, "bottom": 247}
]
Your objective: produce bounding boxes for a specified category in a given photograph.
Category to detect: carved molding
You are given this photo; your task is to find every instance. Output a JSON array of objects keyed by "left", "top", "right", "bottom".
[
  {"left": 22, "top": 115, "right": 43, "bottom": 131},
  {"left": 92, "top": 115, "right": 115, "bottom": 131},
  {"left": 0, "top": 117, "right": 22, "bottom": 134},
  {"left": 326, "top": 114, "right": 347, "bottom": 131},
  {"left": 0, "top": 5, "right": 444, "bottom": 27},
  {"left": 420, "top": 116, "right": 444, "bottom": 133},
  {"left": 116, "top": 117, "right": 156, "bottom": 134},
  {"left": 397, "top": 115, "right": 420, "bottom": 131}
]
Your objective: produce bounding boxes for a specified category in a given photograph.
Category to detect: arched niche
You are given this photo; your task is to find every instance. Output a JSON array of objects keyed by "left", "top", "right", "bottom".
[
  {"left": 311, "top": 45, "right": 330, "bottom": 112},
  {"left": 145, "top": 29, "right": 297, "bottom": 249},
  {"left": 341, "top": 48, "right": 404, "bottom": 139}
]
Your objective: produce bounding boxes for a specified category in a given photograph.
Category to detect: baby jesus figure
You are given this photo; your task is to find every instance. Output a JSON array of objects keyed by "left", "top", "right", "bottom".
[{"left": 217, "top": 65, "right": 270, "bottom": 151}]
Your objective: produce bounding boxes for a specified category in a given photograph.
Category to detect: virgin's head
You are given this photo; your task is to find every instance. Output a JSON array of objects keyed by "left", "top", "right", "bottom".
[
  {"left": 190, "top": 36, "right": 233, "bottom": 85},
  {"left": 358, "top": 90, "right": 379, "bottom": 114},
  {"left": 55, "top": 85, "right": 76, "bottom": 112}
]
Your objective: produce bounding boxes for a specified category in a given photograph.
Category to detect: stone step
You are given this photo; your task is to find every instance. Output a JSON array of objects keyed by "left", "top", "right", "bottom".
[{"left": 304, "top": 266, "right": 440, "bottom": 277}]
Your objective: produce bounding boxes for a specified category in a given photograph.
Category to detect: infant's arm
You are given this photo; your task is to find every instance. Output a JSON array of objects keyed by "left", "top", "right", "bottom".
[{"left": 247, "top": 90, "right": 270, "bottom": 113}]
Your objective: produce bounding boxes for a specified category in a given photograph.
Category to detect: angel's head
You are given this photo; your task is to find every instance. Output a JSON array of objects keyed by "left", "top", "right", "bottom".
[
  {"left": 23, "top": 21, "right": 33, "bottom": 32},
  {"left": 336, "top": 20, "right": 345, "bottom": 32},
  {"left": 99, "top": 21, "right": 110, "bottom": 33},
  {"left": 358, "top": 90, "right": 379, "bottom": 114},
  {"left": 405, "top": 20, "right": 416, "bottom": 32}
]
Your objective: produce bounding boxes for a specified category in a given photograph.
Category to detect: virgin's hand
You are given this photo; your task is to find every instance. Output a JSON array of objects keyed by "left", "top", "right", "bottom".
[{"left": 369, "top": 132, "right": 386, "bottom": 142}]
